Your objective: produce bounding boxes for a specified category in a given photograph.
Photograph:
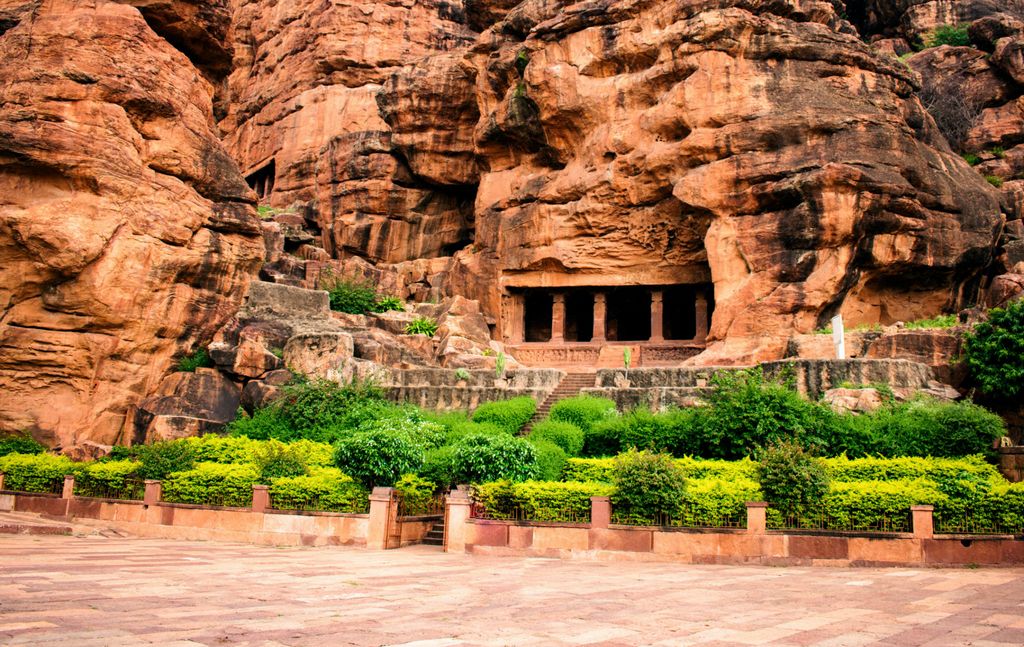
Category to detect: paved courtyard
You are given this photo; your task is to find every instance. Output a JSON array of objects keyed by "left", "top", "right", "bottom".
[{"left": 1, "top": 535, "right": 1023, "bottom": 646}]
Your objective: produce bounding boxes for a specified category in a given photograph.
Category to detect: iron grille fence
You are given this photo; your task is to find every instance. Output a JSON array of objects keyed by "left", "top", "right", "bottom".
[
  {"left": 268, "top": 491, "right": 369, "bottom": 514},
  {"left": 934, "top": 513, "right": 1024, "bottom": 536},
  {"left": 3, "top": 476, "right": 67, "bottom": 496},
  {"left": 75, "top": 478, "right": 145, "bottom": 501},
  {"left": 768, "top": 507, "right": 912, "bottom": 533},
  {"left": 398, "top": 493, "right": 445, "bottom": 517},
  {"left": 162, "top": 489, "right": 252, "bottom": 508},
  {"left": 610, "top": 503, "right": 746, "bottom": 530},
  {"left": 470, "top": 502, "right": 591, "bottom": 525}
]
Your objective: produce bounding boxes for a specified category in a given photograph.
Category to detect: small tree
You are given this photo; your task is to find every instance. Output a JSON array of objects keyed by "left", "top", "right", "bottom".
[
  {"left": 611, "top": 449, "right": 687, "bottom": 523},
  {"left": 333, "top": 430, "right": 423, "bottom": 488},
  {"left": 963, "top": 299, "right": 1024, "bottom": 400},
  {"left": 754, "top": 440, "right": 829, "bottom": 516}
]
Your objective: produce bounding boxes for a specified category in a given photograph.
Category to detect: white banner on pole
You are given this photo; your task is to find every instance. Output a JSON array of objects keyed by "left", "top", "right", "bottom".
[{"left": 831, "top": 314, "right": 846, "bottom": 359}]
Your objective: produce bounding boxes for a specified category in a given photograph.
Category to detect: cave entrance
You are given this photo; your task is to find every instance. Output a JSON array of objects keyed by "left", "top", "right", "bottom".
[
  {"left": 564, "top": 291, "right": 594, "bottom": 342},
  {"left": 605, "top": 287, "right": 652, "bottom": 342},
  {"left": 523, "top": 291, "right": 553, "bottom": 342},
  {"left": 245, "top": 159, "right": 276, "bottom": 203}
]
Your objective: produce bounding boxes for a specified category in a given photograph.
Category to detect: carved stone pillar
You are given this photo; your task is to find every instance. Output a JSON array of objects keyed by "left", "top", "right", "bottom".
[
  {"left": 650, "top": 289, "right": 664, "bottom": 342},
  {"left": 508, "top": 294, "right": 525, "bottom": 344},
  {"left": 695, "top": 290, "right": 709, "bottom": 342},
  {"left": 592, "top": 293, "right": 606, "bottom": 342},
  {"left": 551, "top": 293, "right": 566, "bottom": 343}
]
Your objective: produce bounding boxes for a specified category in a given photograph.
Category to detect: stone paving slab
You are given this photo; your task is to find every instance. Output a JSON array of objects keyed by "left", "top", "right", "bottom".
[{"left": 1, "top": 535, "right": 1023, "bottom": 646}]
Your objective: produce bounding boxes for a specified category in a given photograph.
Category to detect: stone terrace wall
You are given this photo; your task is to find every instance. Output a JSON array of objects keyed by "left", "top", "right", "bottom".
[{"left": 383, "top": 368, "right": 563, "bottom": 411}]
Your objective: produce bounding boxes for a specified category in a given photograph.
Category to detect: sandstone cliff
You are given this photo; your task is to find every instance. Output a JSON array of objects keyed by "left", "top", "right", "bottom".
[{"left": 0, "top": 0, "right": 263, "bottom": 451}]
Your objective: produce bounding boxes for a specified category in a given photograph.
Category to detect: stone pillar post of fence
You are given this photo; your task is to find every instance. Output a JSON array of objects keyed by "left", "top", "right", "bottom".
[
  {"left": 366, "top": 487, "right": 396, "bottom": 550},
  {"left": 911, "top": 505, "right": 934, "bottom": 540},
  {"left": 0, "top": 472, "right": 5, "bottom": 491},
  {"left": 590, "top": 496, "right": 611, "bottom": 529},
  {"left": 143, "top": 480, "right": 162, "bottom": 506},
  {"left": 252, "top": 485, "right": 270, "bottom": 513},
  {"left": 62, "top": 475, "right": 75, "bottom": 499},
  {"left": 443, "top": 487, "right": 473, "bottom": 554},
  {"left": 746, "top": 502, "right": 768, "bottom": 535}
]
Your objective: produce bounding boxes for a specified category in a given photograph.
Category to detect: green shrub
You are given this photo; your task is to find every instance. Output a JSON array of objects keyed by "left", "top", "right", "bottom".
[
  {"left": 963, "top": 299, "right": 1024, "bottom": 400},
  {"left": 357, "top": 411, "right": 447, "bottom": 450},
  {"left": 825, "top": 455, "right": 1000, "bottom": 487},
  {"left": 787, "top": 479, "right": 948, "bottom": 531},
  {"left": 581, "top": 417, "right": 623, "bottom": 457},
  {"left": 321, "top": 271, "right": 378, "bottom": 314},
  {"left": 528, "top": 439, "right": 567, "bottom": 481},
  {"left": 177, "top": 348, "right": 213, "bottom": 372},
  {"left": 962, "top": 153, "right": 981, "bottom": 166},
  {"left": 690, "top": 368, "right": 840, "bottom": 459},
  {"left": 528, "top": 420, "right": 584, "bottom": 456},
  {"left": 681, "top": 477, "right": 761, "bottom": 527},
  {"left": 471, "top": 396, "right": 536, "bottom": 435},
  {"left": 449, "top": 433, "right": 538, "bottom": 484},
  {"left": 135, "top": 441, "right": 196, "bottom": 480},
  {"left": 225, "top": 406, "right": 293, "bottom": 441},
  {"left": 0, "top": 453, "right": 74, "bottom": 493},
  {"left": 563, "top": 457, "right": 615, "bottom": 483},
  {"left": 454, "top": 368, "right": 471, "bottom": 381},
  {"left": 866, "top": 399, "right": 1005, "bottom": 458},
  {"left": 611, "top": 449, "right": 687, "bottom": 521},
  {"left": 420, "top": 445, "right": 459, "bottom": 489},
  {"left": 0, "top": 433, "right": 46, "bottom": 458},
  {"left": 162, "top": 463, "right": 260, "bottom": 507},
  {"left": 550, "top": 395, "right": 616, "bottom": 435},
  {"left": 395, "top": 474, "right": 436, "bottom": 514},
  {"left": 253, "top": 442, "right": 309, "bottom": 480},
  {"left": 923, "top": 24, "right": 971, "bottom": 48},
  {"left": 75, "top": 460, "right": 143, "bottom": 498},
  {"left": 473, "top": 480, "right": 613, "bottom": 522},
  {"left": 372, "top": 296, "right": 404, "bottom": 313},
  {"left": 755, "top": 440, "right": 830, "bottom": 515},
  {"left": 269, "top": 468, "right": 369, "bottom": 513},
  {"left": 333, "top": 429, "right": 423, "bottom": 488},
  {"left": 904, "top": 314, "right": 958, "bottom": 329},
  {"left": 405, "top": 316, "right": 439, "bottom": 337},
  {"left": 986, "top": 175, "right": 1004, "bottom": 188}
]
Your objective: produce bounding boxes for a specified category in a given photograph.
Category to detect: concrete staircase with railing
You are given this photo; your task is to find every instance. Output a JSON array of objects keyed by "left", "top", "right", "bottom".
[{"left": 522, "top": 372, "right": 597, "bottom": 433}]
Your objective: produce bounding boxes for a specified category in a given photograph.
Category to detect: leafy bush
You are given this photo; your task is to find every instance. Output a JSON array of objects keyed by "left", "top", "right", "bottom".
[
  {"left": 681, "top": 477, "right": 761, "bottom": 527},
  {"left": 75, "top": 460, "right": 143, "bottom": 497},
  {"left": 755, "top": 440, "right": 830, "bottom": 515},
  {"left": 269, "top": 468, "right": 369, "bottom": 513},
  {"left": 454, "top": 368, "right": 471, "bottom": 381},
  {"left": 253, "top": 442, "right": 309, "bottom": 480},
  {"left": 963, "top": 299, "right": 1024, "bottom": 400},
  {"left": 986, "top": 175, "right": 1004, "bottom": 188},
  {"left": 0, "top": 453, "right": 74, "bottom": 492},
  {"left": 923, "top": 24, "right": 971, "bottom": 48},
  {"left": 962, "top": 153, "right": 981, "bottom": 166},
  {"left": 225, "top": 406, "right": 293, "bottom": 442},
  {"left": 162, "top": 463, "right": 260, "bottom": 507},
  {"left": 0, "top": 433, "right": 46, "bottom": 458},
  {"left": 585, "top": 407, "right": 696, "bottom": 457},
  {"left": 420, "top": 445, "right": 459, "bottom": 489},
  {"left": 904, "top": 314, "right": 958, "bottom": 329},
  {"left": 177, "top": 348, "right": 213, "bottom": 372},
  {"left": 357, "top": 411, "right": 447, "bottom": 450},
  {"left": 372, "top": 296, "right": 404, "bottom": 313},
  {"left": 135, "top": 441, "right": 197, "bottom": 480},
  {"left": 550, "top": 395, "right": 616, "bottom": 435},
  {"left": 866, "top": 399, "right": 1005, "bottom": 459},
  {"left": 825, "top": 455, "right": 1000, "bottom": 486},
  {"left": 473, "top": 480, "right": 613, "bottom": 522},
  {"left": 528, "top": 420, "right": 584, "bottom": 456},
  {"left": 611, "top": 449, "right": 687, "bottom": 521},
  {"left": 449, "top": 433, "right": 538, "bottom": 484},
  {"left": 471, "top": 396, "right": 537, "bottom": 435},
  {"left": 395, "top": 474, "right": 436, "bottom": 514},
  {"left": 333, "top": 429, "right": 423, "bottom": 488},
  {"left": 404, "top": 316, "right": 439, "bottom": 337},
  {"left": 529, "top": 439, "right": 567, "bottom": 481},
  {"left": 321, "top": 271, "right": 378, "bottom": 314}
]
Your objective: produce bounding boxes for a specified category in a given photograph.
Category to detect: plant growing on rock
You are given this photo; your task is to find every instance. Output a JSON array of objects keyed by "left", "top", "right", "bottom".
[
  {"left": 0, "top": 433, "right": 46, "bottom": 458},
  {"left": 495, "top": 351, "right": 506, "bottom": 378},
  {"left": 320, "top": 271, "right": 378, "bottom": 314},
  {"left": 962, "top": 299, "right": 1024, "bottom": 401},
  {"left": 372, "top": 295, "right": 404, "bottom": 313},
  {"left": 405, "top": 316, "right": 439, "bottom": 337},
  {"left": 755, "top": 440, "right": 829, "bottom": 516},
  {"left": 177, "top": 348, "right": 213, "bottom": 372},
  {"left": 923, "top": 24, "right": 971, "bottom": 48}
]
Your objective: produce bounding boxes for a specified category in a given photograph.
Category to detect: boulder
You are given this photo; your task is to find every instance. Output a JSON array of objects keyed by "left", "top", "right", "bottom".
[
  {"left": 283, "top": 332, "right": 355, "bottom": 380},
  {"left": 132, "top": 369, "right": 242, "bottom": 443},
  {"left": 823, "top": 388, "right": 887, "bottom": 414}
]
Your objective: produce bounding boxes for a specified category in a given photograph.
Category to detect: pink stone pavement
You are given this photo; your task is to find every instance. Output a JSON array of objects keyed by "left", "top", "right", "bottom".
[{"left": 2, "top": 535, "right": 1024, "bottom": 646}]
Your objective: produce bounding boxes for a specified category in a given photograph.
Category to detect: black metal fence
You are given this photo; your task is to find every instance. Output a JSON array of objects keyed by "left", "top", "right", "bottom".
[
  {"left": 611, "top": 503, "right": 746, "bottom": 530},
  {"left": 75, "top": 479, "right": 146, "bottom": 501},
  {"left": 934, "top": 513, "right": 1024, "bottom": 536},
  {"left": 470, "top": 502, "right": 592, "bottom": 525},
  {"left": 268, "top": 491, "right": 369, "bottom": 514},
  {"left": 768, "top": 507, "right": 913, "bottom": 534},
  {"left": 398, "top": 493, "right": 445, "bottom": 517}
]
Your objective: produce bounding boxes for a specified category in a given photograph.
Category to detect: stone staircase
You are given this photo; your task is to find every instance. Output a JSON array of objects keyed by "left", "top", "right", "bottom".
[
  {"left": 422, "top": 520, "right": 445, "bottom": 547},
  {"left": 523, "top": 371, "right": 597, "bottom": 433}
]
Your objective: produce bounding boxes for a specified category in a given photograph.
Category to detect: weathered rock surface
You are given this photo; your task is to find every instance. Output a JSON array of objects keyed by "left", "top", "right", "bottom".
[
  {"left": 133, "top": 369, "right": 242, "bottom": 444},
  {"left": 0, "top": 0, "right": 263, "bottom": 450}
]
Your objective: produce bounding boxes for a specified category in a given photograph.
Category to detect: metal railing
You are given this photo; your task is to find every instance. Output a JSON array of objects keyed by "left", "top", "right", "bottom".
[
  {"left": 398, "top": 493, "right": 445, "bottom": 517},
  {"left": 768, "top": 507, "right": 912, "bottom": 534},
  {"left": 470, "top": 502, "right": 592, "bottom": 525},
  {"left": 74, "top": 478, "right": 145, "bottom": 501},
  {"left": 934, "top": 513, "right": 1024, "bottom": 536},
  {"left": 0, "top": 476, "right": 66, "bottom": 496},
  {"left": 611, "top": 504, "right": 747, "bottom": 530},
  {"left": 268, "top": 491, "right": 369, "bottom": 514},
  {"left": 161, "top": 489, "right": 252, "bottom": 509}
]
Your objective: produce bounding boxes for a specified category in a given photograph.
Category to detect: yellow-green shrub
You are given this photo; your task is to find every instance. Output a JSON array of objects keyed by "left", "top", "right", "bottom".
[
  {"left": 0, "top": 453, "right": 74, "bottom": 493},
  {"left": 473, "top": 480, "right": 613, "bottom": 523},
  {"left": 75, "top": 460, "right": 143, "bottom": 498},
  {"left": 269, "top": 467, "right": 368, "bottom": 513},
  {"left": 162, "top": 463, "right": 260, "bottom": 507}
]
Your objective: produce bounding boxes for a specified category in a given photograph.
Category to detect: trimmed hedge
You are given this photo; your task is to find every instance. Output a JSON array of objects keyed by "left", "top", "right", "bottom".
[
  {"left": 269, "top": 467, "right": 368, "bottom": 513},
  {"left": 75, "top": 460, "right": 143, "bottom": 498},
  {"left": 550, "top": 395, "right": 616, "bottom": 435},
  {"left": 471, "top": 397, "right": 537, "bottom": 434},
  {"left": 162, "top": 463, "right": 260, "bottom": 507},
  {"left": 394, "top": 474, "right": 436, "bottom": 515},
  {"left": 528, "top": 420, "right": 584, "bottom": 456},
  {"left": 529, "top": 439, "right": 567, "bottom": 481},
  {"left": 0, "top": 453, "right": 74, "bottom": 493},
  {"left": 473, "top": 480, "right": 614, "bottom": 523}
]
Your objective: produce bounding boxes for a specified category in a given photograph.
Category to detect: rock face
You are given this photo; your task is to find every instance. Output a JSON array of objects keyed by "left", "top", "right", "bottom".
[{"left": 0, "top": 0, "right": 264, "bottom": 450}]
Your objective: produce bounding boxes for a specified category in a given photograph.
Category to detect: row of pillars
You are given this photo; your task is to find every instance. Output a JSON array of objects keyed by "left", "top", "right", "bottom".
[{"left": 546, "top": 289, "right": 709, "bottom": 344}]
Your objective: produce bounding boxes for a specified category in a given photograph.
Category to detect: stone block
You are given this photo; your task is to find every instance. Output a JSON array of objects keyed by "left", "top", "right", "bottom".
[
  {"left": 589, "top": 528, "right": 653, "bottom": 552},
  {"left": 242, "top": 281, "right": 330, "bottom": 320},
  {"left": 468, "top": 522, "right": 509, "bottom": 547},
  {"left": 788, "top": 535, "right": 849, "bottom": 560},
  {"left": 508, "top": 525, "right": 534, "bottom": 549},
  {"left": 283, "top": 332, "right": 354, "bottom": 378},
  {"left": 531, "top": 526, "right": 589, "bottom": 551},
  {"left": 847, "top": 537, "right": 920, "bottom": 565}
]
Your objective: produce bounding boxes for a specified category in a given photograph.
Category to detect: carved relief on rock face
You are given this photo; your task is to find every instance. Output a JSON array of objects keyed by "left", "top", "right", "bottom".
[{"left": 0, "top": 1, "right": 263, "bottom": 448}]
